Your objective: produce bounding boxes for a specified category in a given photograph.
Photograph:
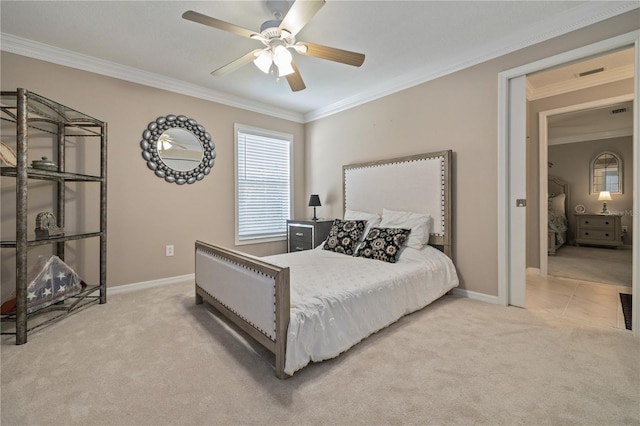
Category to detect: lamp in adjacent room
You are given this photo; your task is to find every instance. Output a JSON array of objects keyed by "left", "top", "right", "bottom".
[
  {"left": 598, "top": 191, "right": 612, "bottom": 214},
  {"left": 308, "top": 194, "right": 321, "bottom": 221}
]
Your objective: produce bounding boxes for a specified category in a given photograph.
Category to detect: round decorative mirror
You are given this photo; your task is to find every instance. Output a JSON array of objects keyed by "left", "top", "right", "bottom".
[{"left": 140, "top": 115, "right": 215, "bottom": 184}]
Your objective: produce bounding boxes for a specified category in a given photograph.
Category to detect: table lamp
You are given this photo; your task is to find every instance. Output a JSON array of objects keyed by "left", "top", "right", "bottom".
[
  {"left": 598, "top": 191, "right": 612, "bottom": 214},
  {"left": 308, "top": 194, "right": 321, "bottom": 221}
]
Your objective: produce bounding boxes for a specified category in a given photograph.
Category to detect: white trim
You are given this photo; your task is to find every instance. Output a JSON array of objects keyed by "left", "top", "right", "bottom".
[
  {"left": 498, "top": 30, "right": 640, "bottom": 338},
  {"left": 526, "top": 267, "right": 541, "bottom": 276},
  {"left": 539, "top": 94, "right": 634, "bottom": 277},
  {"left": 0, "top": 33, "right": 305, "bottom": 124},
  {"left": 452, "top": 288, "right": 500, "bottom": 305},
  {"left": 305, "top": 2, "right": 639, "bottom": 122},
  {"left": 539, "top": 111, "right": 550, "bottom": 277},
  {"left": 498, "top": 31, "right": 640, "bottom": 81},
  {"left": 550, "top": 128, "right": 633, "bottom": 146},
  {"left": 2, "top": 2, "right": 637, "bottom": 124},
  {"left": 528, "top": 64, "right": 635, "bottom": 101},
  {"left": 234, "top": 123, "right": 294, "bottom": 246},
  {"left": 497, "top": 69, "right": 510, "bottom": 307},
  {"left": 109, "top": 274, "right": 194, "bottom": 295}
]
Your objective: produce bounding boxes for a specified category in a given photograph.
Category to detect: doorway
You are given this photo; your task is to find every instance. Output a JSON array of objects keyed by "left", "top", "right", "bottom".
[
  {"left": 497, "top": 31, "right": 639, "bottom": 336},
  {"left": 535, "top": 96, "right": 634, "bottom": 330},
  {"left": 538, "top": 94, "right": 634, "bottom": 277}
]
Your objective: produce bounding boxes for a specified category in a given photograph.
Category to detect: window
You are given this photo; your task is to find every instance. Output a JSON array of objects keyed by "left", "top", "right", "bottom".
[
  {"left": 602, "top": 170, "right": 618, "bottom": 192},
  {"left": 235, "top": 124, "right": 292, "bottom": 245},
  {"left": 591, "top": 151, "right": 623, "bottom": 194}
]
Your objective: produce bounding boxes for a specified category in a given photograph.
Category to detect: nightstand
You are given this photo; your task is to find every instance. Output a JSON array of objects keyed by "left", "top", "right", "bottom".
[
  {"left": 287, "top": 219, "right": 333, "bottom": 252},
  {"left": 575, "top": 213, "right": 622, "bottom": 248}
]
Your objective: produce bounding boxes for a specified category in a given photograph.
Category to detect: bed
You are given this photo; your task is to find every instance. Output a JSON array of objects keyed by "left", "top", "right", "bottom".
[
  {"left": 548, "top": 175, "right": 570, "bottom": 255},
  {"left": 194, "top": 150, "right": 458, "bottom": 378}
]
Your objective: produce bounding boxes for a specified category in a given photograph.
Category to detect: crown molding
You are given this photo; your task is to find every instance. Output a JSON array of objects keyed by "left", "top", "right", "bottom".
[
  {"left": 1, "top": 1, "right": 637, "bottom": 124},
  {"left": 549, "top": 128, "right": 633, "bottom": 146},
  {"left": 0, "top": 33, "right": 305, "bottom": 124},
  {"left": 304, "top": 1, "right": 640, "bottom": 122}
]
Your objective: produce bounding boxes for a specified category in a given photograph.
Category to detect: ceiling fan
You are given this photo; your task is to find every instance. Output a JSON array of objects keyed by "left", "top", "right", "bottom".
[{"left": 182, "top": 0, "right": 365, "bottom": 92}]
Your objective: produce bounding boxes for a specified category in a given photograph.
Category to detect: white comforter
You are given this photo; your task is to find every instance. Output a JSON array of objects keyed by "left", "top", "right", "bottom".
[{"left": 264, "top": 245, "right": 459, "bottom": 375}]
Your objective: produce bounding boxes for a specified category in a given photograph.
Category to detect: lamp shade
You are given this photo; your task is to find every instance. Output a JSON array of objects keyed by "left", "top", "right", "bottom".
[
  {"left": 273, "top": 45, "right": 292, "bottom": 67},
  {"left": 598, "top": 191, "right": 612, "bottom": 201},
  {"left": 273, "top": 45, "right": 294, "bottom": 76},
  {"left": 277, "top": 60, "right": 295, "bottom": 77},
  {"left": 308, "top": 194, "right": 321, "bottom": 207},
  {"left": 253, "top": 50, "right": 273, "bottom": 74}
]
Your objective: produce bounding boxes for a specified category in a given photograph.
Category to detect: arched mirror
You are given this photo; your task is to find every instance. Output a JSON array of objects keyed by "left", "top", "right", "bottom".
[
  {"left": 140, "top": 115, "right": 216, "bottom": 185},
  {"left": 590, "top": 151, "right": 622, "bottom": 194}
]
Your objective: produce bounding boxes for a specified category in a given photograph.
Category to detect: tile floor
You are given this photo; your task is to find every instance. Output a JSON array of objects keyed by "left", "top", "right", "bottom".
[{"left": 526, "top": 271, "right": 632, "bottom": 331}]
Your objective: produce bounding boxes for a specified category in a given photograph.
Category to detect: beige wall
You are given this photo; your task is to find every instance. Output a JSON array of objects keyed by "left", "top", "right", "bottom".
[
  {"left": 526, "top": 79, "right": 634, "bottom": 268},
  {"left": 305, "top": 11, "right": 639, "bottom": 296},
  {"left": 1, "top": 10, "right": 638, "bottom": 298},
  {"left": 548, "top": 136, "right": 634, "bottom": 245},
  {"left": 305, "top": 70, "right": 498, "bottom": 293},
  {"left": 1, "top": 52, "right": 305, "bottom": 292}
]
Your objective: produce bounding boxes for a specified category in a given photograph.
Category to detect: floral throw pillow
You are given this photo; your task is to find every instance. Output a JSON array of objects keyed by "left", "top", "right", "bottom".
[
  {"left": 355, "top": 227, "right": 411, "bottom": 263},
  {"left": 322, "top": 219, "right": 366, "bottom": 255}
]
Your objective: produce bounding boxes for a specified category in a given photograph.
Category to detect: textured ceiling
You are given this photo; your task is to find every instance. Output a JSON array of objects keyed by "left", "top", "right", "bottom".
[{"left": 1, "top": 1, "right": 638, "bottom": 122}]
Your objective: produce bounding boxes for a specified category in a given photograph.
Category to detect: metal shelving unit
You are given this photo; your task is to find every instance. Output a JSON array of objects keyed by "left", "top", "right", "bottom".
[{"left": 0, "top": 88, "right": 107, "bottom": 344}]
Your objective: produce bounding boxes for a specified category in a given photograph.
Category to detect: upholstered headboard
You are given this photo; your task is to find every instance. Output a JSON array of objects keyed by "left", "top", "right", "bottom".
[
  {"left": 343, "top": 150, "right": 452, "bottom": 257},
  {"left": 548, "top": 175, "right": 570, "bottom": 216}
]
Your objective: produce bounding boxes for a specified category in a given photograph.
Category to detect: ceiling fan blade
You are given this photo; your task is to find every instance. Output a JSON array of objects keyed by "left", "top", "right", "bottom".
[
  {"left": 182, "top": 10, "right": 257, "bottom": 39},
  {"left": 211, "top": 49, "right": 264, "bottom": 76},
  {"left": 296, "top": 42, "right": 365, "bottom": 67},
  {"left": 279, "top": 0, "right": 325, "bottom": 37},
  {"left": 285, "top": 61, "right": 306, "bottom": 92}
]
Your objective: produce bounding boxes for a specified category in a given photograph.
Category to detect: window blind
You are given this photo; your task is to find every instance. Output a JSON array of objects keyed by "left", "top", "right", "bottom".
[{"left": 236, "top": 126, "right": 292, "bottom": 242}]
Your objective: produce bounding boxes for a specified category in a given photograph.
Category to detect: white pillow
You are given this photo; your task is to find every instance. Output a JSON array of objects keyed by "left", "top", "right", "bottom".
[
  {"left": 344, "top": 209, "right": 381, "bottom": 237},
  {"left": 379, "top": 208, "right": 432, "bottom": 249},
  {"left": 549, "top": 193, "right": 565, "bottom": 215}
]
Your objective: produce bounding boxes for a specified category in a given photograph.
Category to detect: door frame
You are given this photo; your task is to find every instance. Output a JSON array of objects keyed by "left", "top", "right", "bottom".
[
  {"left": 539, "top": 94, "right": 635, "bottom": 276},
  {"left": 497, "top": 30, "right": 640, "bottom": 337}
]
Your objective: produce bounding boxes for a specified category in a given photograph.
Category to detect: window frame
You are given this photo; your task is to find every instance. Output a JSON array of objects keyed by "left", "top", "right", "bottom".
[
  {"left": 590, "top": 151, "right": 623, "bottom": 195},
  {"left": 234, "top": 123, "right": 293, "bottom": 246}
]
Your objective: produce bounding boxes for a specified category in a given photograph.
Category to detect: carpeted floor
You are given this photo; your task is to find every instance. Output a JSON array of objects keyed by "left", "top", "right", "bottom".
[
  {"left": 2, "top": 280, "right": 639, "bottom": 425},
  {"left": 549, "top": 245, "right": 632, "bottom": 287}
]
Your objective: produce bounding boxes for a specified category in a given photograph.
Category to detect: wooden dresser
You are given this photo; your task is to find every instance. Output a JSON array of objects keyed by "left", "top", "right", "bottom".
[
  {"left": 287, "top": 219, "right": 333, "bottom": 252},
  {"left": 575, "top": 214, "right": 622, "bottom": 248}
]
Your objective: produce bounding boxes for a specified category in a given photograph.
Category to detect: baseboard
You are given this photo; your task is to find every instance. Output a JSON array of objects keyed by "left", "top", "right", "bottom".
[
  {"left": 452, "top": 287, "right": 500, "bottom": 304},
  {"left": 110, "top": 275, "right": 501, "bottom": 303},
  {"left": 109, "top": 273, "right": 194, "bottom": 295},
  {"left": 526, "top": 267, "right": 541, "bottom": 275}
]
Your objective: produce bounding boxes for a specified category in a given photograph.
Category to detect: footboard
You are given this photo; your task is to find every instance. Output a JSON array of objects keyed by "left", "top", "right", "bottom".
[
  {"left": 548, "top": 230, "right": 557, "bottom": 256},
  {"left": 194, "top": 241, "right": 290, "bottom": 379},
  {"left": 548, "top": 230, "right": 566, "bottom": 256}
]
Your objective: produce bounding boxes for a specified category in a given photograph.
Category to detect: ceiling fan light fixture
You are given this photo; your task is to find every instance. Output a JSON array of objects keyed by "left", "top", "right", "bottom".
[
  {"left": 273, "top": 45, "right": 292, "bottom": 66},
  {"left": 269, "top": 62, "right": 279, "bottom": 76},
  {"left": 253, "top": 50, "right": 273, "bottom": 74},
  {"left": 273, "top": 44, "right": 294, "bottom": 76},
  {"left": 280, "top": 29, "right": 292, "bottom": 39},
  {"left": 277, "top": 60, "right": 295, "bottom": 77},
  {"left": 183, "top": 1, "right": 365, "bottom": 91}
]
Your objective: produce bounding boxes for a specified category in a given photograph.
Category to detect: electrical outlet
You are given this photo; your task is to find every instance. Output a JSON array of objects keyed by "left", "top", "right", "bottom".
[
  {"left": 622, "top": 226, "right": 628, "bottom": 233},
  {"left": 165, "top": 245, "right": 174, "bottom": 257}
]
